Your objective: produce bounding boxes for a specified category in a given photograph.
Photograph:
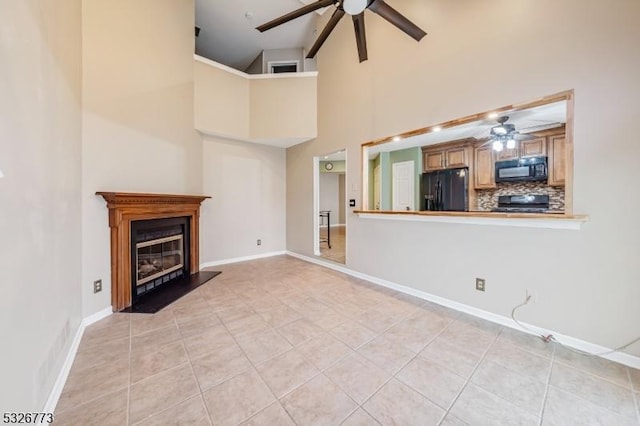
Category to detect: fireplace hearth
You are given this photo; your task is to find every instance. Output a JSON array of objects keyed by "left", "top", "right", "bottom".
[{"left": 97, "top": 192, "right": 211, "bottom": 312}]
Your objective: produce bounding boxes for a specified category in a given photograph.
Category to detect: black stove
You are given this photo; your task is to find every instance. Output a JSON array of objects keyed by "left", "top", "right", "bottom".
[{"left": 492, "top": 195, "right": 549, "bottom": 213}]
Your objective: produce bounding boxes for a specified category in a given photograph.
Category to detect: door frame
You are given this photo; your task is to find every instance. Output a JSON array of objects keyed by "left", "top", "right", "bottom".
[{"left": 313, "top": 149, "right": 347, "bottom": 262}]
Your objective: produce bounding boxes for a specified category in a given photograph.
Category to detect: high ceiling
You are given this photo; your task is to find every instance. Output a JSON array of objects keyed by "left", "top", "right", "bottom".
[{"left": 195, "top": 0, "right": 324, "bottom": 71}]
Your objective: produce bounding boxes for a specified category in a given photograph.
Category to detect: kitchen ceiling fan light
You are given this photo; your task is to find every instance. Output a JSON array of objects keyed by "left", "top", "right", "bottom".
[
  {"left": 492, "top": 126, "right": 507, "bottom": 136},
  {"left": 343, "top": 0, "right": 368, "bottom": 15},
  {"left": 506, "top": 139, "right": 516, "bottom": 149},
  {"left": 492, "top": 140, "right": 504, "bottom": 152}
]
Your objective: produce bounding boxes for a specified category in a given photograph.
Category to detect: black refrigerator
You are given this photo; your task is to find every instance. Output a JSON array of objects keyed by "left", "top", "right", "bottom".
[{"left": 421, "top": 167, "right": 469, "bottom": 211}]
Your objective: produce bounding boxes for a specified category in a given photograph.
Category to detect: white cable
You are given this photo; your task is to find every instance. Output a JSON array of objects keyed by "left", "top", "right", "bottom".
[{"left": 511, "top": 295, "right": 640, "bottom": 357}]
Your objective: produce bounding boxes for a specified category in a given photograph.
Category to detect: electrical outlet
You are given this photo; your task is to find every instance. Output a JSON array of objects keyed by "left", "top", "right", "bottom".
[
  {"left": 475, "top": 278, "right": 485, "bottom": 292},
  {"left": 257, "top": 239, "right": 261, "bottom": 246},
  {"left": 93, "top": 279, "right": 102, "bottom": 293}
]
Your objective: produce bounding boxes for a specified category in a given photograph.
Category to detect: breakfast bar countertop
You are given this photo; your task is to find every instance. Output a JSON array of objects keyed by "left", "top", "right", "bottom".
[{"left": 354, "top": 210, "right": 589, "bottom": 230}]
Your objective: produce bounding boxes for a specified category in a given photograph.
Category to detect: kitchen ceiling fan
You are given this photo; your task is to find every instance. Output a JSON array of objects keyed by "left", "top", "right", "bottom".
[
  {"left": 488, "top": 116, "right": 537, "bottom": 152},
  {"left": 256, "top": 0, "right": 427, "bottom": 63}
]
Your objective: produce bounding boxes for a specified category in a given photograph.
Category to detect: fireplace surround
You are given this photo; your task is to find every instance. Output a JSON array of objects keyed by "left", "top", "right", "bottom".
[{"left": 97, "top": 192, "right": 210, "bottom": 311}]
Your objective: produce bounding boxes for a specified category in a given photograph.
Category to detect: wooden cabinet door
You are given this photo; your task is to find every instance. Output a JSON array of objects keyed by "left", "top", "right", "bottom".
[
  {"left": 424, "top": 151, "right": 444, "bottom": 171},
  {"left": 548, "top": 135, "right": 566, "bottom": 186},
  {"left": 520, "top": 137, "right": 547, "bottom": 158},
  {"left": 446, "top": 148, "right": 467, "bottom": 168},
  {"left": 497, "top": 146, "right": 518, "bottom": 161},
  {"left": 474, "top": 146, "right": 496, "bottom": 189}
]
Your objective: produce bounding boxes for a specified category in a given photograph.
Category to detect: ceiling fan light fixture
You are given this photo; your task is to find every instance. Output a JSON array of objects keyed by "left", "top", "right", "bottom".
[
  {"left": 506, "top": 139, "right": 516, "bottom": 149},
  {"left": 492, "top": 126, "right": 507, "bottom": 136},
  {"left": 343, "top": 0, "right": 368, "bottom": 15},
  {"left": 492, "top": 140, "right": 504, "bottom": 152}
]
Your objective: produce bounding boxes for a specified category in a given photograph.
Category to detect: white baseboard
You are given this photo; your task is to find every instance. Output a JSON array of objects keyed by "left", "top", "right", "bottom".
[
  {"left": 200, "top": 251, "right": 286, "bottom": 268},
  {"left": 285, "top": 251, "right": 640, "bottom": 370},
  {"left": 42, "top": 307, "right": 113, "bottom": 415}
]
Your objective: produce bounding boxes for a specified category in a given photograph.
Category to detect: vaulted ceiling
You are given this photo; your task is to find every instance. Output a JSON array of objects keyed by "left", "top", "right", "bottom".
[{"left": 195, "top": 0, "right": 323, "bottom": 71}]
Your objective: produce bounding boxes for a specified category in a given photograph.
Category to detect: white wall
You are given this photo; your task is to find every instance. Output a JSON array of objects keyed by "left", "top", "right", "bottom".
[
  {"left": 81, "top": 0, "right": 203, "bottom": 316},
  {"left": 194, "top": 57, "right": 318, "bottom": 146},
  {"left": 200, "top": 137, "right": 286, "bottom": 262},
  {"left": 0, "top": 0, "right": 83, "bottom": 410},
  {"left": 194, "top": 60, "right": 250, "bottom": 139},
  {"left": 319, "top": 173, "right": 340, "bottom": 226},
  {"left": 287, "top": 0, "right": 640, "bottom": 355}
]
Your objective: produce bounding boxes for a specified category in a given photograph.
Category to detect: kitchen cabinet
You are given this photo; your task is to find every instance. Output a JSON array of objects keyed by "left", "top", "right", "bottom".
[
  {"left": 495, "top": 136, "right": 547, "bottom": 161},
  {"left": 496, "top": 146, "right": 519, "bottom": 161},
  {"left": 548, "top": 135, "right": 566, "bottom": 186},
  {"left": 422, "top": 140, "right": 472, "bottom": 171},
  {"left": 474, "top": 145, "right": 496, "bottom": 189},
  {"left": 446, "top": 147, "right": 467, "bottom": 168},
  {"left": 424, "top": 151, "right": 445, "bottom": 170},
  {"left": 520, "top": 137, "right": 547, "bottom": 158}
]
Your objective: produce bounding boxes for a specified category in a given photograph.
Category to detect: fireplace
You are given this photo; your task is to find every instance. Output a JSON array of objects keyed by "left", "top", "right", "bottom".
[
  {"left": 97, "top": 192, "right": 210, "bottom": 311},
  {"left": 131, "top": 217, "right": 190, "bottom": 302}
]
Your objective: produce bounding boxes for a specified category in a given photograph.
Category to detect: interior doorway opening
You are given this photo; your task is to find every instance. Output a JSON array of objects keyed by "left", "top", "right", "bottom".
[{"left": 314, "top": 149, "right": 347, "bottom": 264}]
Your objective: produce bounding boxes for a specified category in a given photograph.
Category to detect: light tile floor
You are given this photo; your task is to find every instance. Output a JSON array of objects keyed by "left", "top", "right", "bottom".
[
  {"left": 54, "top": 256, "right": 640, "bottom": 425},
  {"left": 320, "top": 226, "right": 345, "bottom": 264}
]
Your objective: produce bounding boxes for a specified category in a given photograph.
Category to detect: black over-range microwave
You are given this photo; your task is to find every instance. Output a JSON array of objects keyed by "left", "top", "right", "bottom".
[{"left": 495, "top": 156, "right": 548, "bottom": 183}]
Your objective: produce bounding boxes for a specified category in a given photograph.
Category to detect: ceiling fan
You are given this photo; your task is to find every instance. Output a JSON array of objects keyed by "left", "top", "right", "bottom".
[
  {"left": 256, "top": 0, "right": 427, "bottom": 63},
  {"left": 488, "top": 116, "right": 537, "bottom": 152}
]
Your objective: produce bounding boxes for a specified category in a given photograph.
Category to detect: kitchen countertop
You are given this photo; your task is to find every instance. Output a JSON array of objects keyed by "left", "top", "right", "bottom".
[{"left": 353, "top": 210, "right": 589, "bottom": 230}]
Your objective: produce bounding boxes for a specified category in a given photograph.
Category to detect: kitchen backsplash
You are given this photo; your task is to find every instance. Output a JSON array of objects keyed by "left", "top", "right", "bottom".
[{"left": 476, "top": 182, "right": 565, "bottom": 211}]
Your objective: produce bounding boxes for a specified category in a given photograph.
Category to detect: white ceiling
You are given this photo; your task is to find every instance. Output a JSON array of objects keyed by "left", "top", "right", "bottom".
[
  {"left": 322, "top": 150, "right": 346, "bottom": 161},
  {"left": 195, "top": 0, "right": 323, "bottom": 71},
  {"left": 368, "top": 100, "right": 567, "bottom": 158}
]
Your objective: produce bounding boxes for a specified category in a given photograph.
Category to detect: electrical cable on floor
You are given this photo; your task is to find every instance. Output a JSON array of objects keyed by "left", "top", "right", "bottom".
[{"left": 511, "top": 295, "right": 640, "bottom": 357}]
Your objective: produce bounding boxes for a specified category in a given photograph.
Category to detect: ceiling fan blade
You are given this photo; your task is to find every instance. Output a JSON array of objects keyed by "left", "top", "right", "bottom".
[
  {"left": 352, "top": 13, "right": 368, "bottom": 62},
  {"left": 256, "top": 0, "right": 336, "bottom": 32},
  {"left": 368, "top": 0, "right": 427, "bottom": 41},
  {"left": 306, "top": 8, "right": 346, "bottom": 59}
]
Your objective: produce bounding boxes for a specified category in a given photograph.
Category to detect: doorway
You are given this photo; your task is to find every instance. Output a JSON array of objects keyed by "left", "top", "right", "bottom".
[{"left": 314, "top": 149, "right": 346, "bottom": 264}]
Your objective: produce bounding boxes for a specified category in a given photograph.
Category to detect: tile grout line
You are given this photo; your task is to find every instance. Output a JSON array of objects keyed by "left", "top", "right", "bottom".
[
  {"left": 552, "top": 349, "right": 637, "bottom": 389},
  {"left": 249, "top": 290, "right": 360, "bottom": 424},
  {"left": 128, "top": 314, "right": 203, "bottom": 425},
  {"left": 126, "top": 316, "right": 132, "bottom": 426},
  {"left": 356, "top": 310, "right": 461, "bottom": 424},
  {"left": 174, "top": 306, "right": 216, "bottom": 426},
  {"left": 628, "top": 368, "right": 640, "bottom": 425},
  {"left": 537, "top": 337, "right": 557, "bottom": 426},
  {"left": 436, "top": 326, "right": 503, "bottom": 426},
  {"left": 213, "top": 294, "right": 299, "bottom": 426}
]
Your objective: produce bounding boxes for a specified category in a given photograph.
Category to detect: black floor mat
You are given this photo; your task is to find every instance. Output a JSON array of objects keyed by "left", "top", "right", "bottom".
[{"left": 120, "top": 270, "right": 221, "bottom": 314}]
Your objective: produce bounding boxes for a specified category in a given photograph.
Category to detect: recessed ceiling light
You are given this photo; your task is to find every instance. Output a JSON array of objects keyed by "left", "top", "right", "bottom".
[
  {"left": 488, "top": 112, "right": 499, "bottom": 119},
  {"left": 245, "top": 11, "right": 254, "bottom": 20},
  {"left": 432, "top": 126, "right": 442, "bottom": 132},
  {"left": 324, "top": 156, "right": 329, "bottom": 159},
  {"left": 392, "top": 136, "right": 401, "bottom": 142}
]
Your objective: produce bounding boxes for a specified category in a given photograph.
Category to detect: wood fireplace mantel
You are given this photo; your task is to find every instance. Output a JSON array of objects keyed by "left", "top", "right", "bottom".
[{"left": 97, "top": 192, "right": 210, "bottom": 312}]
